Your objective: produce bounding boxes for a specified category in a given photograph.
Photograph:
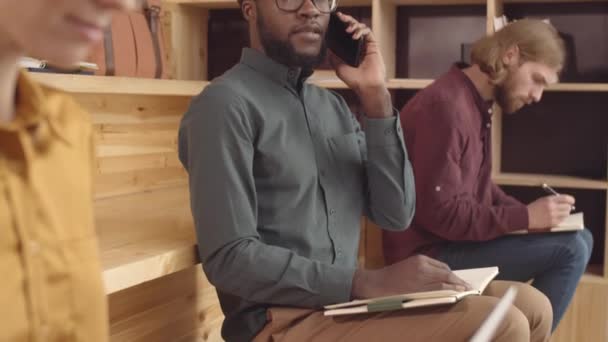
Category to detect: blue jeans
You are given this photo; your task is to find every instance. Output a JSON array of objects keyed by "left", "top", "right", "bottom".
[{"left": 437, "top": 229, "right": 593, "bottom": 332}]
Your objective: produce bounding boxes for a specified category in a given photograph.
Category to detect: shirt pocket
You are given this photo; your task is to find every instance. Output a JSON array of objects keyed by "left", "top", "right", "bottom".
[
  {"left": 328, "top": 132, "right": 364, "bottom": 191},
  {"left": 328, "top": 132, "right": 362, "bottom": 165}
]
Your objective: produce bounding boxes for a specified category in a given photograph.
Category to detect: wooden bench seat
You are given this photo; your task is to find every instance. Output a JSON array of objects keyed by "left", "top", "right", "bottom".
[{"left": 96, "top": 186, "right": 199, "bottom": 294}]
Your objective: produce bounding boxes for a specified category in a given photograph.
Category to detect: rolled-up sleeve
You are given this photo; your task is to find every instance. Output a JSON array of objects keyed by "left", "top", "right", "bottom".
[{"left": 178, "top": 84, "right": 355, "bottom": 308}]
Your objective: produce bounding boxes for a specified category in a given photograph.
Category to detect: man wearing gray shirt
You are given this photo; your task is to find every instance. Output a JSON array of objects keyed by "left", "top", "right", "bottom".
[{"left": 178, "top": 0, "right": 552, "bottom": 341}]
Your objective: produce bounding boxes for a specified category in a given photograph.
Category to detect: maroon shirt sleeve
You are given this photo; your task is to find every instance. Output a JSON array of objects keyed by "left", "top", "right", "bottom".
[
  {"left": 406, "top": 100, "right": 529, "bottom": 241},
  {"left": 491, "top": 182, "right": 524, "bottom": 207}
]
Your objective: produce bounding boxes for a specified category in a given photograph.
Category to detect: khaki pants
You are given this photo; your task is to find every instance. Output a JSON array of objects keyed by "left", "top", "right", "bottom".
[{"left": 253, "top": 281, "right": 552, "bottom": 342}]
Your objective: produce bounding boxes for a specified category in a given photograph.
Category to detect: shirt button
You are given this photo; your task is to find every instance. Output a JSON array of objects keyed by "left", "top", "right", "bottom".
[
  {"left": 337, "top": 250, "right": 343, "bottom": 258},
  {"left": 486, "top": 123, "right": 491, "bottom": 128},
  {"left": 329, "top": 209, "right": 336, "bottom": 216},
  {"left": 488, "top": 108, "right": 493, "bottom": 114},
  {"left": 435, "top": 186, "right": 441, "bottom": 192}
]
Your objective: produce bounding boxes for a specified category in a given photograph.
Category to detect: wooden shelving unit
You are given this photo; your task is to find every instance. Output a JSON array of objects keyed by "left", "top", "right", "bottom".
[{"left": 488, "top": 1, "right": 608, "bottom": 341}]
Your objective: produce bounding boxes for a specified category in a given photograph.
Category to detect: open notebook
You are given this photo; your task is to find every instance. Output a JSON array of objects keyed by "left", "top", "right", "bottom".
[
  {"left": 509, "top": 212, "right": 584, "bottom": 235},
  {"left": 324, "top": 267, "right": 499, "bottom": 316}
]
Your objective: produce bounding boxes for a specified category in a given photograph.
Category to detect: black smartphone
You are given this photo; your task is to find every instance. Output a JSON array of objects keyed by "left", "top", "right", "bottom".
[{"left": 326, "top": 13, "right": 364, "bottom": 67}]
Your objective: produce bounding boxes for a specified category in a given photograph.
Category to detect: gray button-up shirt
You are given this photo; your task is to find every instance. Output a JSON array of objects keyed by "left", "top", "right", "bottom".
[{"left": 178, "top": 48, "right": 415, "bottom": 342}]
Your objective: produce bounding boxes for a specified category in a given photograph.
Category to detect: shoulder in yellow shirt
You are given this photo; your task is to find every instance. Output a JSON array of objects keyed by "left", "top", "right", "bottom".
[{"left": 0, "top": 71, "right": 108, "bottom": 342}]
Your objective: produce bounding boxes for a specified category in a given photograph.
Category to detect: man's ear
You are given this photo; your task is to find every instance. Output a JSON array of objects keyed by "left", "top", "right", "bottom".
[
  {"left": 502, "top": 44, "right": 521, "bottom": 67},
  {"left": 241, "top": 0, "right": 256, "bottom": 22}
]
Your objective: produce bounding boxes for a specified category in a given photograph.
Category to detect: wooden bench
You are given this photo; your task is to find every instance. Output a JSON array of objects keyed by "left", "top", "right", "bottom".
[{"left": 34, "top": 74, "right": 224, "bottom": 341}]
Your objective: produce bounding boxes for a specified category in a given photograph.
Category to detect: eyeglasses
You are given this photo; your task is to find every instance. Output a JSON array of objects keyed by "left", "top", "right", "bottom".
[{"left": 275, "top": 0, "right": 338, "bottom": 14}]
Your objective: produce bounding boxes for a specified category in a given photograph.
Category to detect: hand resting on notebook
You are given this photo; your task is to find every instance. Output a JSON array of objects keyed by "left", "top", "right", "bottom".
[{"left": 351, "top": 254, "right": 473, "bottom": 299}]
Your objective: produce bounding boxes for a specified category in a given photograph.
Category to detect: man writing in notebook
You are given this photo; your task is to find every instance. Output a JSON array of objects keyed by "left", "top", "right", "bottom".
[
  {"left": 179, "top": 1, "right": 552, "bottom": 341},
  {"left": 384, "top": 19, "right": 593, "bottom": 332}
]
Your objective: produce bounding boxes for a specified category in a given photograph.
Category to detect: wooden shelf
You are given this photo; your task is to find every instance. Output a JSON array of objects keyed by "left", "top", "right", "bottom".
[
  {"left": 311, "top": 77, "right": 608, "bottom": 92},
  {"left": 391, "top": 0, "right": 486, "bottom": 4},
  {"left": 164, "top": 0, "right": 496, "bottom": 7},
  {"left": 164, "top": 0, "right": 372, "bottom": 7},
  {"left": 29, "top": 73, "right": 207, "bottom": 97},
  {"left": 309, "top": 77, "right": 432, "bottom": 90},
  {"left": 548, "top": 83, "right": 608, "bottom": 92},
  {"left": 504, "top": 0, "right": 607, "bottom": 3},
  {"left": 308, "top": 77, "right": 349, "bottom": 89},
  {"left": 95, "top": 186, "right": 200, "bottom": 294},
  {"left": 493, "top": 173, "right": 608, "bottom": 190},
  {"left": 388, "top": 78, "right": 434, "bottom": 89},
  {"left": 31, "top": 73, "right": 429, "bottom": 94}
]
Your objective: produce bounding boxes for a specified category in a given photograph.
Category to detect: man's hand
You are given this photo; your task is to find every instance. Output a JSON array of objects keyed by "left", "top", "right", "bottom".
[
  {"left": 527, "top": 194, "right": 575, "bottom": 230},
  {"left": 351, "top": 255, "right": 471, "bottom": 299},
  {"left": 329, "top": 12, "right": 391, "bottom": 119}
]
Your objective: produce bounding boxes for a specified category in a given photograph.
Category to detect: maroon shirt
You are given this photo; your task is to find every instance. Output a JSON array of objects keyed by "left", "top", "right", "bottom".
[{"left": 383, "top": 65, "right": 529, "bottom": 264}]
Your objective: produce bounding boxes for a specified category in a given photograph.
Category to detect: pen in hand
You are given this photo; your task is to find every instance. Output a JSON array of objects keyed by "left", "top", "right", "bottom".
[{"left": 542, "top": 183, "right": 575, "bottom": 212}]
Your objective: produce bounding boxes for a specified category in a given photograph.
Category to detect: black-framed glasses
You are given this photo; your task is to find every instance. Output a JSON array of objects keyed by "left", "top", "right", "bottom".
[{"left": 275, "top": 0, "right": 338, "bottom": 13}]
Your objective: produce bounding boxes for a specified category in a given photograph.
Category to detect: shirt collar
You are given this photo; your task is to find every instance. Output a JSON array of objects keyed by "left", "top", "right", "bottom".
[
  {"left": 450, "top": 63, "right": 494, "bottom": 122},
  {"left": 10, "top": 70, "right": 73, "bottom": 146},
  {"left": 240, "top": 48, "right": 312, "bottom": 90}
]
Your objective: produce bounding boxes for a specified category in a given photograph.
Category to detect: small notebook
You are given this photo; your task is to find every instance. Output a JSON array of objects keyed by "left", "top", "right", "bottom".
[
  {"left": 324, "top": 267, "right": 499, "bottom": 316},
  {"left": 509, "top": 212, "right": 584, "bottom": 235}
]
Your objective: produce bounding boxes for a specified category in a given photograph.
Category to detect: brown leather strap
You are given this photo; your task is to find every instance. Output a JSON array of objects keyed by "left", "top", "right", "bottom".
[
  {"left": 111, "top": 13, "right": 138, "bottom": 77},
  {"left": 145, "top": 0, "right": 163, "bottom": 78},
  {"left": 130, "top": 12, "right": 156, "bottom": 77},
  {"left": 103, "top": 26, "right": 115, "bottom": 76}
]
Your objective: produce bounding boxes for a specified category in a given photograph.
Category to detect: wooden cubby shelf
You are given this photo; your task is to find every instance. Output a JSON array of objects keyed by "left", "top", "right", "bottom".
[
  {"left": 30, "top": 73, "right": 207, "bottom": 97},
  {"left": 548, "top": 83, "right": 608, "bottom": 92},
  {"left": 493, "top": 173, "right": 608, "bottom": 190}
]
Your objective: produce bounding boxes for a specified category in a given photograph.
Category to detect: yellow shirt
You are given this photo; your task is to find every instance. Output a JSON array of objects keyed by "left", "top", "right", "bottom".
[{"left": 0, "top": 72, "right": 108, "bottom": 342}]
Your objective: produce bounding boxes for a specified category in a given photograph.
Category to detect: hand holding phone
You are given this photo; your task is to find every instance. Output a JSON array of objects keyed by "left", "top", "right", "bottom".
[{"left": 326, "top": 12, "right": 391, "bottom": 118}]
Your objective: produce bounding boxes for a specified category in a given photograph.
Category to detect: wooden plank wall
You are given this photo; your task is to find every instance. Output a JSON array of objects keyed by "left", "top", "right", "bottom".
[
  {"left": 74, "top": 93, "right": 190, "bottom": 199},
  {"left": 68, "top": 92, "right": 225, "bottom": 341}
]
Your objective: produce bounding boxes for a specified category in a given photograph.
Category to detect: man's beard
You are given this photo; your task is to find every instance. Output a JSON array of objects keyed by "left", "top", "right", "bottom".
[
  {"left": 495, "top": 84, "right": 513, "bottom": 113},
  {"left": 256, "top": 11, "right": 327, "bottom": 72},
  {"left": 495, "top": 72, "right": 522, "bottom": 114}
]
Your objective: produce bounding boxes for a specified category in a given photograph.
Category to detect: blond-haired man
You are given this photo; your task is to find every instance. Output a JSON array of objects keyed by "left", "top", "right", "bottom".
[{"left": 384, "top": 19, "right": 593, "bottom": 331}]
